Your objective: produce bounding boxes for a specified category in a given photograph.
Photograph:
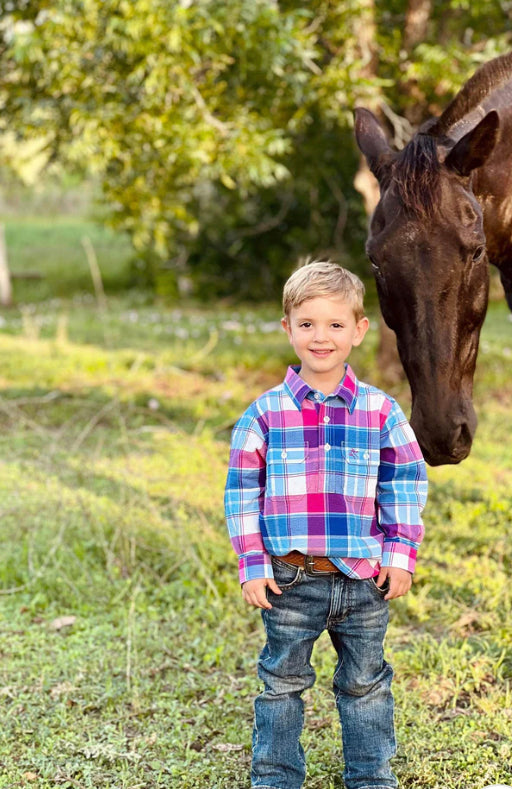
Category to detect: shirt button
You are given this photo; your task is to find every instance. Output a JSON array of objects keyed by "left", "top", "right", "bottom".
[
  {"left": 325, "top": 443, "right": 331, "bottom": 452},
  {"left": 364, "top": 452, "right": 369, "bottom": 460},
  {"left": 281, "top": 451, "right": 287, "bottom": 458},
  {"left": 323, "top": 415, "right": 330, "bottom": 423},
  {"left": 314, "top": 392, "right": 321, "bottom": 400}
]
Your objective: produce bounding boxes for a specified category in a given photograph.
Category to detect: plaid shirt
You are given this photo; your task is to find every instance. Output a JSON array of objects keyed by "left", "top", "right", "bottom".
[{"left": 225, "top": 365, "right": 427, "bottom": 584}]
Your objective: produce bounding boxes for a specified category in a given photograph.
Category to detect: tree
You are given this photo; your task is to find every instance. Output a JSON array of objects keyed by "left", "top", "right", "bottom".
[
  {"left": 0, "top": 1, "right": 372, "bottom": 297},
  {"left": 1, "top": 1, "right": 511, "bottom": 299}
]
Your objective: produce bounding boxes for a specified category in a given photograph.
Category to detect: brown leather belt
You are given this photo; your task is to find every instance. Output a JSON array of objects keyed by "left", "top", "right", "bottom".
[{"left": 277, "top": 551, "right": 340, "bottom": 574}]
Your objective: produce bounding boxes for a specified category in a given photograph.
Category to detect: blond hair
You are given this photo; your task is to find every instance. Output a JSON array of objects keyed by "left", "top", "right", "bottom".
[{"left": 282, "top": 259, "right": 365, "bottom": 320}]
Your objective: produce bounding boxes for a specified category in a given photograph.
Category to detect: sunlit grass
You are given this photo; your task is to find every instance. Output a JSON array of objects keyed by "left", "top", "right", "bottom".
[{"left": 0, "top": 294, "right": 510, "bottom": 787}]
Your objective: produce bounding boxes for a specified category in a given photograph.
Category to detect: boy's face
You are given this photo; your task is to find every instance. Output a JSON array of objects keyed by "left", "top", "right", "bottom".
[{"left": 281, "top": 295, "right": 369, "bottom": 391}]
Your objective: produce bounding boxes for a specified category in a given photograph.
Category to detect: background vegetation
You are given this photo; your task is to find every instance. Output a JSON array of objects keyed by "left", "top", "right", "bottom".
[
  {"left": 0, "top": 1, "right": 511, "bottom": 787},
  {"left": 1, "top": 1, "right": 512, "bottom": 299}
]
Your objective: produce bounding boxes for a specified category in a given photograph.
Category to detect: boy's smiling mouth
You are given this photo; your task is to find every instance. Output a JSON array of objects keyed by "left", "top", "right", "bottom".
[{"left": 310, "top": 348, "right": 333, "bottom": 356}]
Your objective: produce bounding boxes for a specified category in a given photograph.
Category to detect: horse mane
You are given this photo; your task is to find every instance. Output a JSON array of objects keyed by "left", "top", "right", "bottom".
[
  {"left": 380, "top": 52, "right": 512, "bottom": 216},
  {"left": 430, "top": 50, "right": 512, "bottom": 137},
  {"left": 391, "top": 133, "right": 440, "bottom": 216}
]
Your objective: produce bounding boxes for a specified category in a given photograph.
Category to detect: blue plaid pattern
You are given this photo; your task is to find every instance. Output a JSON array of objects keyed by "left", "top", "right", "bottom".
[{"left": 225, "top": 365, "right": 427, "bottom": 584}]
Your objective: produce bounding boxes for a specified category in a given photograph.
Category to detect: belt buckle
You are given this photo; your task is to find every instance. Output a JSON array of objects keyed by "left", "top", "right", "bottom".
[
  {"left": 305, "top": 555, "right": 326, "bottom": 575},
  {"left": 305, "top": 555, "right": 335, "bottom": 575}
]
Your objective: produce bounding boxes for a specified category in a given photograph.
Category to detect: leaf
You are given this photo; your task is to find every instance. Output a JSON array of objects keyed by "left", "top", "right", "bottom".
[
  {"left": 211, "top": 743, "right": 245, "bottom": 752},
  {"left": 50, "top": 681, "right": 76, "bottom": 699},
  {"left": 49, "top": 615, "right": 77, "bottom": 631},
  {"left": 220, "top": 173, "right": 236, "bottom": 190}
]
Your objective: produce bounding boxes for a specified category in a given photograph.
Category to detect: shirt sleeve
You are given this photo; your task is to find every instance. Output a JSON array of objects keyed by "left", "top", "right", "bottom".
[
  {"left": 224, "top": 406, "right": 273, "bottom": 584},
  {"left": 377, "top": 399, "right": 428, "bottom": 573}
]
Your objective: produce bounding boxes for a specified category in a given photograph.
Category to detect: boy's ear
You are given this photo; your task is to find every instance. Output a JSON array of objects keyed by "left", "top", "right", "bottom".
[
  {"left": 281, "top": 316, "right": 292, "bottom": 340},
  {"left": 352, "top": 316, "right": 369, "bottom": 347}
]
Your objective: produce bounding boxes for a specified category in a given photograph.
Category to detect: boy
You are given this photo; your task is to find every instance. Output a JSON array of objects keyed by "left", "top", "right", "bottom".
[{"left": 225, "top": 260, "right": 427, "bottom": 789}]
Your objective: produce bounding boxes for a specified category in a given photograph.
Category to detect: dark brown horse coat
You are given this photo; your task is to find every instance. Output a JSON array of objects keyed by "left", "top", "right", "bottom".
[{"left": 355, "top": 51, "right": 512, "bottom": 466}]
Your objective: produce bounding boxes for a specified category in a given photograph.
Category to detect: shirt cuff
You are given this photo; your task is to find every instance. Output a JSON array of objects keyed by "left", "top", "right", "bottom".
[
  {"left": 239, "top": 552, "right": 273, "bottom": 584},
  {"left": 381, "top": 540, "right": 418, "bottom": 574}
]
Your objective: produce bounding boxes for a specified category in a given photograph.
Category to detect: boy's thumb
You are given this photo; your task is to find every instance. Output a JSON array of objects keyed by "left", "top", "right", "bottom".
[
  {"left": 376, "top": 569, "right": 388, "bottom": 588},
  {"left": 268, "top": 578, "right": 282, "bottom": 595}
]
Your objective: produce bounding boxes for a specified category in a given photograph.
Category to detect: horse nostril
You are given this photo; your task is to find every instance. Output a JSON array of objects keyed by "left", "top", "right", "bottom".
[{"left": 451, "top": 422, "right": 472, "bottom": 458}]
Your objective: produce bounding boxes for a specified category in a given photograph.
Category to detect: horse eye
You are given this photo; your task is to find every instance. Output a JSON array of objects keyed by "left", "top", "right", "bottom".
[{"left": 471, "top": 246, "right": 486, "bottom": 262}]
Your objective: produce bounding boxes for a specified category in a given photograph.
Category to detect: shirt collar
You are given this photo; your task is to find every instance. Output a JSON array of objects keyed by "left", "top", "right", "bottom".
[{"left": 283, "top": 364, "right": 359, "bottom": 413}]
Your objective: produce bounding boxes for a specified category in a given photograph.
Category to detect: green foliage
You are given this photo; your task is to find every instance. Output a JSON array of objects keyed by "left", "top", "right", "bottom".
[
  {"left": 1, "top": 2, "right": 512, "bottom": 298},
  {"left": 0, "top": 291, "right": 511, "bottom": 786},
  {"left": 375, "top": 1, "right": 512, "bottom": 120},
  {"left": 0, "top": 1, "right": 383, "bottom": 298}
]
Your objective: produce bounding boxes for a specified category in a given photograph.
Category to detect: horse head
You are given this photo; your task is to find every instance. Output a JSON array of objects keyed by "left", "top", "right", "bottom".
[{"left": 354, "top": 107, "right": 500, "bottom": 465}]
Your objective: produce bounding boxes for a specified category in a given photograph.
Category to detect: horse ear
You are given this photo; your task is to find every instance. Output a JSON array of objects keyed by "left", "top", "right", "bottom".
[
  {"left": 444, "top": 110, "right": 500, "bottom": 177},
  {"left": 354, "top": 108, "right": 393, "bottom": 180}
]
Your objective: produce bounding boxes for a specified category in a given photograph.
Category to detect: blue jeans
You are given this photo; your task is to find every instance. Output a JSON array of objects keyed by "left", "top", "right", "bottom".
[{"left": 252, "top": 558, "right": 397, "bottom": 789}]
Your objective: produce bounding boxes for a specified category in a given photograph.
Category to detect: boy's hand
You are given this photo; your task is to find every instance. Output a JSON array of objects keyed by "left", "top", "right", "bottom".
[
  {"left": 376, "top": 567, "right": 412, "bottom": 600},
  {"left": 242, "top": 578, "right": 282, "bottom": 609}
]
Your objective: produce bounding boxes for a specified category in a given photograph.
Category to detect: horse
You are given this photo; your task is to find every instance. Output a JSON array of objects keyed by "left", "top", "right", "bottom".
[{"left": 354, "top": 50, "right": 512, "bottom": 466}]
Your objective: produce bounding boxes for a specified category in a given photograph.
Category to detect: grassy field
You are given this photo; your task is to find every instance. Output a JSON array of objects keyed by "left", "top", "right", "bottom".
[
  {"left": 3, "top": 217, "right": 134, "bottom": 303},
  {"left": 0, "top": 226, "right": 511, "bottom": 788}
]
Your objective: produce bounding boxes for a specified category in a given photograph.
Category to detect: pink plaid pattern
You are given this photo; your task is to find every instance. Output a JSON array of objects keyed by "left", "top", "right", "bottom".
[{"left": 225, "top": 365, "right": 427, "bottom": 584}]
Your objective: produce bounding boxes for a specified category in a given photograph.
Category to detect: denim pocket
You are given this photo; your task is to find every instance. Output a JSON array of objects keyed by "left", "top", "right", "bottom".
[
  {"left": 271, "top": 558, "right": 303, "bottom": 589},
  {"left": 368, "top": 576, "right": 390, "bottom": 597}
]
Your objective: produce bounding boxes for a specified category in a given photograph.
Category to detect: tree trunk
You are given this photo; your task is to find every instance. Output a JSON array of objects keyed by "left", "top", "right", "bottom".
[
  {"left": 401, "top": 0, "right": 434, "bottom": 125},
  {"left": 404, "top": 0, "right": 432, "bottom": 50}
]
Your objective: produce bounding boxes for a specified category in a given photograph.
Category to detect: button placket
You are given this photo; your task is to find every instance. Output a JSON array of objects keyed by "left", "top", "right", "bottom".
[
  {"left": 319, "top": 405, "right": 332, "bottom": 467},
  {"left": 313, "top": 402, "right": 325, "bottom": 487}
]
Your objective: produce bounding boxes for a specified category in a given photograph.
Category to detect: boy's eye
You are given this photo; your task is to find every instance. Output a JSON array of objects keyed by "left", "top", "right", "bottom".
[
  {"left": 331, "top": 323, "right": 343, "bottom": 329},
  {"left": 299, "top": 322, "right": 312, "bottom": 328}
]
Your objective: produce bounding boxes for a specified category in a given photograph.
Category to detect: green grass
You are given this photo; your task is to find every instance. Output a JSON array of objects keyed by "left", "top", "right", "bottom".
[
  {"left": 0, "top": 287, "right": 511, "bottom": 788},
  {"left": 3, "top": 217, "right": 134, "bottom": 302}
]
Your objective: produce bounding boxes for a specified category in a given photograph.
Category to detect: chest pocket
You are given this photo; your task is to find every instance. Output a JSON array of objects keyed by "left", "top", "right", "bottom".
[
  {"left": 332, "top": 446, "right": 380, "bottom": 498},
  {"left": 266, "top": 445, "right": 309, "bottom": 499}
]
